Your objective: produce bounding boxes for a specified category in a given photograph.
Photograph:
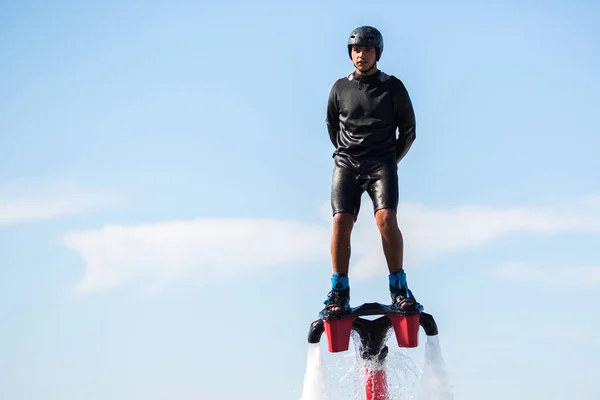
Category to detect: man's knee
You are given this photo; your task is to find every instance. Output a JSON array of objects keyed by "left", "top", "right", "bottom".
[
  {"left": 333, "top": 212, "right": 355, "bottom": 231},
  {"left": 375, "top": 209, "right": 399, "bottom": 232}
]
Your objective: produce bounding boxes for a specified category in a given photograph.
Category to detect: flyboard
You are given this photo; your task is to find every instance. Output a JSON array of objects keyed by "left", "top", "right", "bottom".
[{"left": 307, "top": 301, "right": 438, "bottom": 399}]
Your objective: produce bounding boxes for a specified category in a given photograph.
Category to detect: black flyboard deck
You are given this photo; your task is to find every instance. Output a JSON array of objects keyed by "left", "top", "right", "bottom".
[
  {"left": 309, "top": 301, "right": 438, "bottom": 346},
  {"left": 318, "top": 301, "right": 424, "bottom": 321}
]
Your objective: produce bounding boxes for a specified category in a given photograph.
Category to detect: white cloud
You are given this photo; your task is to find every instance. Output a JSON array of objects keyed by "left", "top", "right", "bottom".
[
  {"left": 64, "top": 218, "right": 331, "bottom": 295},
  {"left": 0, "top": 181, "right": 123, "bottom": 226},
  {"left": 494, "top": 261, "right": 600, "bottom": 287},
  {"left": 63, "top": 194, "right": 600, "bottom": 295},
  {"left": 348, "top": 195, "right": 600, "bottom": 278}
]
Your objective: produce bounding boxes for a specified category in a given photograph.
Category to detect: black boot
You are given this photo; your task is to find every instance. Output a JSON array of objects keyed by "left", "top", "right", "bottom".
[
  {"left": 389, "top": 270, "right": 420, "bottom": 311},
  {"left": 322, "top": 273, "right": 351, "bottom": 315}
]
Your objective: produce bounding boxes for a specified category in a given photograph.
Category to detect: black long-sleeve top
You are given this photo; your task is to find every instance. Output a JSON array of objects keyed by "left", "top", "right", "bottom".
[{"left": 326, "top": 70, "right": 416, "bottom": 169}]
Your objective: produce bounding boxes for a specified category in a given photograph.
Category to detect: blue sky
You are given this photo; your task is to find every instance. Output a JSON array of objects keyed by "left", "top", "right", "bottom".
[{"left": 1, "top": 0, "right": 599, "bottom": 399}]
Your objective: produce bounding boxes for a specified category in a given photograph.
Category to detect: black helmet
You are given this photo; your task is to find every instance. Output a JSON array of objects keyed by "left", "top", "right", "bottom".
[{"left": 347, "top": 26, "right": 384, "bottom": 61}]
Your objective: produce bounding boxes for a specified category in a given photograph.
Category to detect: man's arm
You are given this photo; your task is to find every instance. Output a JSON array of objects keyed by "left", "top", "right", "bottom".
[
  {"left": 326, "top": 84, "right": 340, "bottom": 148},
  {"left": 394, "top": 79, "right": 416, "bottom": 163}
]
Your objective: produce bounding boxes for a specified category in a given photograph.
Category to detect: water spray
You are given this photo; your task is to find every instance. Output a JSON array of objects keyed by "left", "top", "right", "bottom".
[{"left": 306, "top": 302, "right": 439, "bottom": 400}]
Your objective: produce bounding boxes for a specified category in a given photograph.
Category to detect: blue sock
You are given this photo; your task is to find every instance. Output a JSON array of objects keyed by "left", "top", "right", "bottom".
[
  {"left": 331, "top": 273, "right": 349, "bottom": 291},
  {"left": 389, "top": 270, "right": 407, "bottom": 289}
]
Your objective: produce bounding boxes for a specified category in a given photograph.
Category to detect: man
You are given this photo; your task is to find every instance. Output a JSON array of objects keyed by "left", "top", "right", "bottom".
[{"left": 323, "top": 26, "right": 419, "bottom": 314}]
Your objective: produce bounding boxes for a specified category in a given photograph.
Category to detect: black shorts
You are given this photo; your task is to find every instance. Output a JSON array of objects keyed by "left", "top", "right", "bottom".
[{"left": 330, "top": 157, "right": 399, "bottom": 219}]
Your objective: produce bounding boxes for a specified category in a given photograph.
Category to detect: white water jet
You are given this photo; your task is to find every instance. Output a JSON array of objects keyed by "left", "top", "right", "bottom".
[
  {"left": 301, "top": 343, "right": 329, "bottom": 400},
  {"left": 415, "top": 335, "right": 454, "bottom": 400}
]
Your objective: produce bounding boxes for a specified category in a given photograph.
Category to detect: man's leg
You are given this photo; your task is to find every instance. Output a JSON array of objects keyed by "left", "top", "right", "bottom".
[
  {"left": 324, "top": 212, "right": 355, "bottom": 313},
  {"left": 374, "top": 209, "right": 404, "bottom": 274},
  {"left": 368, "top": 161, "right": 418, "bottom": 311},
  {"left": 325, "top": 160, "right": 362, "bottom": 313},
  {"left": 331, "top": 212, "right": 355, "bottom": 276}
]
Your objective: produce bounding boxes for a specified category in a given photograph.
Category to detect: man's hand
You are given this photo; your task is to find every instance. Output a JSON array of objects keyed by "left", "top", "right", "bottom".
[{"left": 395, "top": 127, "right": 416, "bottom": 163}]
